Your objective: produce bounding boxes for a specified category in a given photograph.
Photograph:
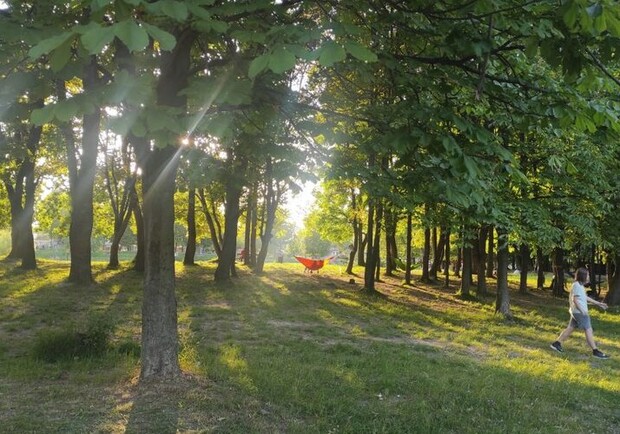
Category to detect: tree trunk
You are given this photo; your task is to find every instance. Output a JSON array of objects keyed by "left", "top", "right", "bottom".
[
  {"left": 183, "top": 187, "right": 196, "bottom": 265},
  {"left": 444, "top": 229, "right": 451, "bottom": 289},
  {"left": 3, "top": 171, "right": 25, "bottom": 261},
  {"left": 68, "top": 56, "right": 100, "bottom": 284},
  {"left": 405, "top": 211, "right": 413, "bottom": 285},
  {"left": 605, "top": 253, "right": 620, "bottom": 305},
  {"left": 363, "top": 200, "right": 376, "bottom": 292},
  {"left": 430, "top": 228, "right": 447, "bottom": 279},
  {"left": 137, "top": 27, "right": 195, "bottom": 380},
  {"left": 551, "top": 247, "right": 565, "bottom": 297},
  {"left": 197, "top": 188, "right": 222, "bottom": 258},
  {"left": 536, "top": 247, "right": 545, "bottom": 290},
  {"left": 255, "top": 160, "right": 280, "bottom": 274},
  {"left": 486, "top": 225, "right": 495, "bottom": 278},
  {"left": 20, "top": 156, "right": 38, "bottom": 270},
  {"left": 373, "top": 201, "right": 383, "bottom": 282},
  {"left": 384, "top": 207, "right": 397, "bottom": 276},
  {"left": 139, "top": 146, "right": 181, "bottom": 379},
  {"left": 132, "top": 185, "right": 145, "bottom": 273},
  {"left": 460, "top": 246, "right": 472, "bottom": 297},
  {"left": 495, "top": 227, "right": 512, "bottom": 318},
  {"left": 519, "top": 243, "right": 530, "bottom": 294},
  {"left": 214, "top": 158, "right": 246, "bottom": 282},
  {"left": 421, "top": 227, "right": 431, "bottom": 283},
  {"left": 476, "top": 225, "right": 488, "bottom": 296}
]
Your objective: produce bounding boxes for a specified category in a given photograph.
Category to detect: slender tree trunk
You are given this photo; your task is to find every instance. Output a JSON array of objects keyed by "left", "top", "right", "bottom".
[
  {"left": 214, "top": 158, "right": 246, "bottom": 282},
  {"left": 405, "top": 212, "right": 413, "bottom": 285},
  {"left": 255, "top": 161, "right": 280, "bottom": 274},
  {"left": 68, "top": 56, "right": 100, "bottom": 284},
  {"left": 455, "top": 245, "right": 462, "bottom": 278},
  {"left": 183, "top": 187, "right": 197, "bottom": 265},
  {"left": 373, "top": 201, "right": 383, "bottom": 282},
  {"left": 486, "top": 225, "right": 495, "bottom": 278},
  {"left": 460, "top": 246, "right": 472, "bottom": 297},
  {"left": 444, "top": 229, "right": 451, "bottom": 289},
  {"left": 536, "top": 247, "right": 545, "bottom": 290},
  {"left": 476, "top": 225, "right": 488, "bottom": 296},
  {"left": 430, "top": 228, "right": 447, "bottom": 279},
  {"left": 495, "top": 227, "right": 512, "bottom": 318},
  {"left": 552, "top": 247, "right": 565, "bottom": 297},
  {"left": 197, "top": 189, "right": 222, "bottom": 258},
  {"left": 519, "top": 243, "right": 530, "bottom": 294},
  {"left": 132, "top": 185, "right": 145, "bottom": 273},
  {"left": 363, "top": 200, "right": 376, "bottom": 292},
  {"left": 421, "top": 227, "right": 431, "bottom": 283},
  {"left": 20, "top": 157, "right": 37, "bottom": 270}
]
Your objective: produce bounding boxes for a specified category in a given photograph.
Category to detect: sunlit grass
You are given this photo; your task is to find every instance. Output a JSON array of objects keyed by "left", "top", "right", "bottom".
[{"left": 0, "top": 259, "right": 619, "bottom": 432}]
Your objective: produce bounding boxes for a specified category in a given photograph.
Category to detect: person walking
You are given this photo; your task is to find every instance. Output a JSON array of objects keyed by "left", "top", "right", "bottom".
[{"left": 550, "top": 267, "right": 610, "bottom": 359}]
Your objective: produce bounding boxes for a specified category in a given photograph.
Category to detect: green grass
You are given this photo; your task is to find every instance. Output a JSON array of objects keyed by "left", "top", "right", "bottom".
[{"left": 0, "top": 259, "right": 618, "bottom": 433}]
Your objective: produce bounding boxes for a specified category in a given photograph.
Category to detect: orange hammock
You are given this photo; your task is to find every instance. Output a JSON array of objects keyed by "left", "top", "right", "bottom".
[{"left": 294, "top": 255, "right": 334, "bottom": 273}]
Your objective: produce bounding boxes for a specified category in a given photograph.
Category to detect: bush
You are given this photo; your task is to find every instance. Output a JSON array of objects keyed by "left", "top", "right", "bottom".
[{"left": 33, "top": 316, "right": 113, "bottom": 362}]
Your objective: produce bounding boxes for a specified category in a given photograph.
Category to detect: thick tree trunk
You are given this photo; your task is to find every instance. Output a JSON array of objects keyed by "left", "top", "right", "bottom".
[
  {"left": 183, "top": 187, "right": 196, "bottom": 265},
  {"left": 68, "top": 56, "right": 100, "bottom": 284},
  {"left": 138, "top": 27, "right": 195, "bottom": 380},
  {"left": 495, "top": 227, "right": 512, "bottom": 318},
  {"left": 3, "top": 174, "right": 25, "bottom": 261},
  {"left": 139, "top": 146, "right": 181, "bottom": 379},
  {"left": 20, "top": 158, "right": 37, "bottom": 270}
]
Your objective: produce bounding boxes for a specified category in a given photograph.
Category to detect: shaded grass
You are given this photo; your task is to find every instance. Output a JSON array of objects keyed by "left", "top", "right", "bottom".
[{"left": 0, "top": 260, "right": 619, "bottom": 433}]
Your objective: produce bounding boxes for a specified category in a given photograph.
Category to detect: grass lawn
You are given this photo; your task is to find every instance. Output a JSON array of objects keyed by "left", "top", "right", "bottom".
[{"left": 0, "top": 259, "right": 618, "bottom": 433}]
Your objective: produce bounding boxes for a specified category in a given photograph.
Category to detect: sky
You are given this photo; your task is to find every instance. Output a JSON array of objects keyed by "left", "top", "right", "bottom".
[{"left": 284, "top": 181, "right": 316, "bottom": 230}]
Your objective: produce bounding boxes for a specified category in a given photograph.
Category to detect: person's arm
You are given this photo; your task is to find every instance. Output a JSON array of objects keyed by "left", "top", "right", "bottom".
[{"left": 586, "top": 296, "right": 608, "bottom": 310}]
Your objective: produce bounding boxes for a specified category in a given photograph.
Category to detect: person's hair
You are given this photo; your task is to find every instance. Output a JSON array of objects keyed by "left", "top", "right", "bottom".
[{"left": 575, "top": 267, "right": 589, "bottom": 284}]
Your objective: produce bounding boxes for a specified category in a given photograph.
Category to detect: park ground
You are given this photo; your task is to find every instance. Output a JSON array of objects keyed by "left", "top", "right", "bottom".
[{"left": 0, "top": 260, "right": 619, "bottom": 433}]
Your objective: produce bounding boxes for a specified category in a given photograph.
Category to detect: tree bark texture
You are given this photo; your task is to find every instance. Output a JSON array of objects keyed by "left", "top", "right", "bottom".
[
  {"left": 183, "top": 186, "right": 196, "bottom": 265},
  {"left": 68, "top": 56, "right": 100, "bottom": 284},
  {"left": 476, "top": 225, "right": 488, "bottom": 296},
  {"left": 495, "top": 227, "right": 512, "bottom": 318}
]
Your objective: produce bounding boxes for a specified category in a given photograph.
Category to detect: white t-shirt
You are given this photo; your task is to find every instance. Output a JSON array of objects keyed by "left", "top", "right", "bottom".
[{"left": 569, "top": 281, "right": 588, "bottom": 316}]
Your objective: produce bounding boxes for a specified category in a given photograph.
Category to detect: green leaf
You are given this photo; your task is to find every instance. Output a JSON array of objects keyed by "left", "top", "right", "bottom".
[
  {"left": 142, "top": 23, "right": 176, "bottom": 51},
  {"left": 131, "top": 119, "right": 147, "bottom": 137},
  {"left": 344, "top": 41, "right": 377, "bottom": 62},
  {"left": 318, "top": 41, "right": 346, "bottom": 67},
  {"left": 267, "top": 47, "right": 296, "bottom": 74},
  {"left": 524, "top": 37, "right": 538, "bottom": 58},
  {"left": 562, "top": 2, "right": 579, "bottom": 30},
  {"left": 160, "top": 0, "right": 189, "bottom": 21},
  {"left": 54, "top": 99, "right": 79, "bottom": 122},
  {"left": 249, "top": 54, "right": 270, "bottom": 78},
  {"left": 91, "top": 0, "right": 113, "bottom": 11},
  {"left": 80, "top": 24, "right": 115, "bottom": 54},
  {"left": 50, "top": 38, "right": 73, "bottom": 72},
  {"left": 31, "top": 105, "right": 56, "bottom": 125},
  {"left": 586, "top": 3, "right": 603, "bottom": 18},
  {"left": 114, "top": 20, "right": 149, "bottom": 52},
  {"left": 123, "top": 0, "right": 141, "bottom": 5},
  {"left": 29, "top": 32, "right": 73, "bottom": 59}
]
